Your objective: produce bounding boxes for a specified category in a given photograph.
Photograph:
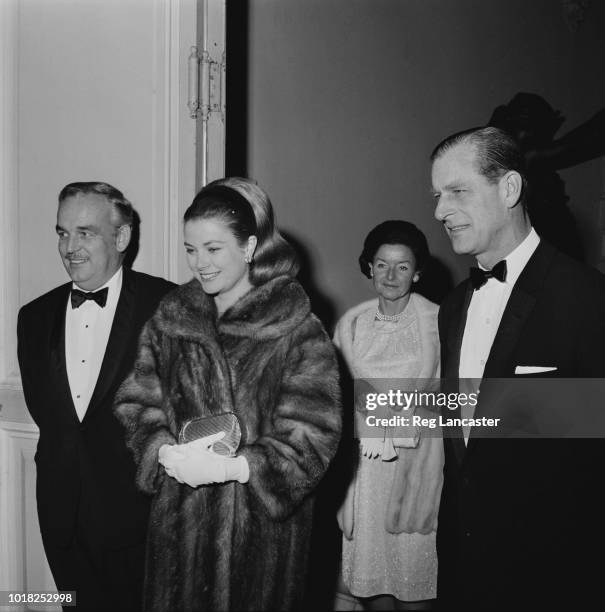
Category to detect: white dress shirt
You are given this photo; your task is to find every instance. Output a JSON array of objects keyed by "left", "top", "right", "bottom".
[
  {"left": 65, "top": 267, "right": 123, "bottom": 421},
  {"left": 459, "top": 229, "right": 540, "bottom": 441}
]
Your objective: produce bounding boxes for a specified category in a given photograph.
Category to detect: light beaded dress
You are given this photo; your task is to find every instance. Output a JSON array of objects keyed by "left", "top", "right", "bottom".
[{"left": 334, "top": 294, "right": 441, "bottom": 602}]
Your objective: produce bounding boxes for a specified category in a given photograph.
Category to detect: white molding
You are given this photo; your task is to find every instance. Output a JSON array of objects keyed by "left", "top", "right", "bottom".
[
  {"left": 0, "top": 0, "right": 21, "bottom": 390},
  {"left": 151, "top": 0, "right": 176, "bottom": 281},
  {"left": 167, "top": 0, "right": 183, "bottom": 282},
  {"left": 0, "top": 378, "right": 23, "bottom": 392},
  {"left": 0, "top": 422, "right": 43, "bottom": 597},
  {"left": 151, "top": 0, "right": 197, "bottom": 284},
  {"left": 194, "top": 0, "right": 226, "bottom": 189},
  {"left": 0, "top": 421, "right": 57, "bottom": 611},
  {"left": 0, "top": 420, "right": 38, "bottom": 435},
  {"left": 175, "top": 0, "right": 198, "bottom": 282},
  {"left": 200, "top": 0, "right": 226, "bottom": 185},
  {"left": 150, "top": 0, "right": 168, "bottom": 279},
  {"left": 0, "top": 425, "right": 12, "bottom": 592}
]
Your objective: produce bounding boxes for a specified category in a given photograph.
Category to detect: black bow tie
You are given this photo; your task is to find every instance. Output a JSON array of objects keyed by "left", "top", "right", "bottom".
[
  {"left": 469, "top": 260, "right": 507, "bottom": 290},
  {"left": 70, "top": 287, "right": 108, "bottom": 309}
]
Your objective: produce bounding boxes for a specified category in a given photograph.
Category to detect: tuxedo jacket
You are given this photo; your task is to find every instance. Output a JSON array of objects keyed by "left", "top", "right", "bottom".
[
  {"left": 437, "top": 241, "right": 605, "bottom": 610},
  {"left": 17, "top": 268, "right": 175, "bottom": 550}
]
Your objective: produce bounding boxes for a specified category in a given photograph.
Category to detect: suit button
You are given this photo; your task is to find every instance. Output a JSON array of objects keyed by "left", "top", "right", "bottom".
[{"left": 463, "top": 476, "right": 470, "bottom": 486}]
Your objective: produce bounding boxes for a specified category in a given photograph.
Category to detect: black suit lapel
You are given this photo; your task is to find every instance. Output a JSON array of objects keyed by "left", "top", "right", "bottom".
[
  {"left": 444, "top": 282, "right": 473, "bottom": 465},
  {"left": 444, "top": 282, "right": 473, "bottom": 381},
  {"left": 49, "top": 285, "right": 80, "bottom": 424},
  {"left": 466, "top": 241, "right": 554, "bottom": 452},
  {"left": 84, "top": 268, "right": 137, "bottom": 421}
]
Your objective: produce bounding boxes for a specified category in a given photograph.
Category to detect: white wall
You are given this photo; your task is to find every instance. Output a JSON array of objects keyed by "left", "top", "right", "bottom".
[
  {"left": 0, "top": 0, "right": 199, "bottom": 598},
  {"left": 245, "top": 0, "right": 605, "bottom": 323},
  {"left": 1, "top": 0, "right": 198, "bottom": 398},
  {"left": 16, "top": 0, "right": 197, "bottom": 306}
]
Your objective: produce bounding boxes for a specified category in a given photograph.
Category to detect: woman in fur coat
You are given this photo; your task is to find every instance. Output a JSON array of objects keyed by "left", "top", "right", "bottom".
[{"left": 114, "top": 178, "right": 342, "bottom": 612}]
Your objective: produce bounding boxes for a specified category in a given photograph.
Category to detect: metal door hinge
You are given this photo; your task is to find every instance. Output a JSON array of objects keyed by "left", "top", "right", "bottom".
[{"left": 188, "top": 46, "right": 225, "bottom": 122}]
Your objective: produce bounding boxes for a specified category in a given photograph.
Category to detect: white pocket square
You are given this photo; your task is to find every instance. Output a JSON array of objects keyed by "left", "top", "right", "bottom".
[{"left": 514, "top": 365, "right": 557, "bottom": 374}]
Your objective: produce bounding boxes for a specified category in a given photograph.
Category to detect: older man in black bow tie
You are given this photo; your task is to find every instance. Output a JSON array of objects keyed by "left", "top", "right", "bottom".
[
  {"left": 17, "top": 182, "right": 174, "bottom": 611},
  {"left": 430, "top": 127, "right": 605, "bottom": 610}
]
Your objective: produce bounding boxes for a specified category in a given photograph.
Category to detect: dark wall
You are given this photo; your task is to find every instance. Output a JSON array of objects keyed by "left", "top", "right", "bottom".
[{"left": 228, "top": 0, "right": 605, "bottom": 324}]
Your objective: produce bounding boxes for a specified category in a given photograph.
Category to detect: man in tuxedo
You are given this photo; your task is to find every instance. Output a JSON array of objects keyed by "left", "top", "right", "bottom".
[
  {"left": 430, "top": 127, "right": 605, "bottom": 610},
  {"left": 17, "top": 182, "right": 174, "bottom": 610}
]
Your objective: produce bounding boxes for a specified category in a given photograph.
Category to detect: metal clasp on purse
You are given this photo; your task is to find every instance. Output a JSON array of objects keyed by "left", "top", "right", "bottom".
[{"left": 178, "top": 412, "right": 242, "bottom": 457}]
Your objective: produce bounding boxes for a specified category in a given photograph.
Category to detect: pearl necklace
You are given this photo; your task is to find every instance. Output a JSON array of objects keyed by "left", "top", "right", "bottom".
[{"left": 375, "top": 310, "right": 406, "bottom": 322}]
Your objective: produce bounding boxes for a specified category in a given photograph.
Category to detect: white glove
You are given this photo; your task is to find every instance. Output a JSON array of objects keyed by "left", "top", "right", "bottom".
[
  {"left": 159, "top": 432, "right": 249, "bottom": 487},
  {"left": 159, "top": 432, "right": 225, "bottom": 470},
  {"left": 158, "top": 443, "right": 187, "bottom": 478},
  {"left": 360, "top": 437, "right": 383, "bottom": 459}
]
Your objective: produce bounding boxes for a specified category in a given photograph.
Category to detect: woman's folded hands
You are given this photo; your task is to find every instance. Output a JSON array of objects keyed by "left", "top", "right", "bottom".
[{"left": 158, "top": 432, "right": 249, "bottom": 487}]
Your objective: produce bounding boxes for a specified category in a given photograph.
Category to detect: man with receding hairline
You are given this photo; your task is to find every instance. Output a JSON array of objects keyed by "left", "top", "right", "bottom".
[
  {"left": 18, "top": 182, "right": 174, "bottom": 611},
  {"left": 431, "top": 127, "right": 605, "bottom": 610}
]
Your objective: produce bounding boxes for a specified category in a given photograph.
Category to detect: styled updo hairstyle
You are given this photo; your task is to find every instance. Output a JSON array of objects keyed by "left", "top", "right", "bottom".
[
  {"left": 359, "top": 220, "right": 429, "bottom": 279},
  {"left": 183, "top": 177, "right": 299, "bottom": 285}
]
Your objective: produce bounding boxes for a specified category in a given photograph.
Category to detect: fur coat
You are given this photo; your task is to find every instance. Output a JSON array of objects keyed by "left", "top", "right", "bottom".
[{"left": 114, "top": 275, "right": 342, "bottom": 612}]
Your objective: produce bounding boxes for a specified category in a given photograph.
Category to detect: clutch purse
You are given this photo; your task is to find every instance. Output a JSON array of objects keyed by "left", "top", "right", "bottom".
[{"left": 178, "top": 412, "right": 242, "bottom": 457}]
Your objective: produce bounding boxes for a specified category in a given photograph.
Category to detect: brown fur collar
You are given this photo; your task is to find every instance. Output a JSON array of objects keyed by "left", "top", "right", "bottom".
[{"left": 155, "top": 274, "right": 311, "bottom": 342}]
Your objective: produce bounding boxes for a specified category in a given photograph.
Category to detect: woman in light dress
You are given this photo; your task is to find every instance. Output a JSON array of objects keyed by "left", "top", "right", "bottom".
[{"left": 335, "top": 221, "right": 444, "bottom": 611}]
